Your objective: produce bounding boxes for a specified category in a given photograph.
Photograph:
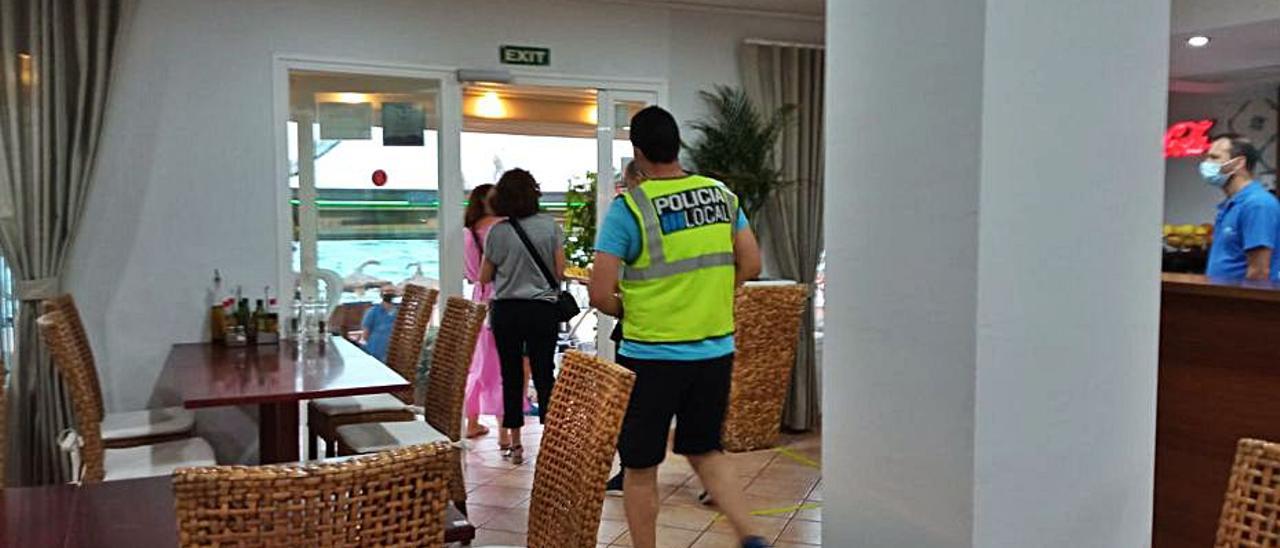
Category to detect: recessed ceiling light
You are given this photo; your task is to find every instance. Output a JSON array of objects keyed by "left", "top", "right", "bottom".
[{"left": 1187, "top": 36, "right": 1211, "bottom": 48}]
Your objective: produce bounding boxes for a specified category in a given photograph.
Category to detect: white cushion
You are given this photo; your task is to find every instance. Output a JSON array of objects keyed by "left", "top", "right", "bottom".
[
  {"left": 311, "top": 394, "right": 408, "bottom": 416},
  {"left": 335, "top": 420, "right": 449, "bottom": 454},
  {"left": 101, "top": 407, "right": 195, "bottom": 441},
  {"left": 103, "top": 437, "right": 217, "bottom": 481}
]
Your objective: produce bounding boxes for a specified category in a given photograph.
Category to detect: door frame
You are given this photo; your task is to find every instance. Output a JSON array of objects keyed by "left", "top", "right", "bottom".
[
  {"left": 271, "top": 54, "right": 463, "bottom": 315},
  {"left": 271, "top": 53, "right": 668, "bottom": 322}
]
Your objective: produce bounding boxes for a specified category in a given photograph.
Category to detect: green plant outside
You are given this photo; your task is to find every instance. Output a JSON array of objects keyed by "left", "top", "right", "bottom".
[
  {"left": 685, "top": 85, "right": 795, "bottom": 222},
  {"left": 563, "top": 171, "right": 598, "bottom": 268}
]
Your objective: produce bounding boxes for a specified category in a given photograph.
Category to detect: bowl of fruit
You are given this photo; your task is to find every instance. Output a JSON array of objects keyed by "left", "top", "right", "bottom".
[{"left": 1163, "top": 223, "right": 1213, "bottom": 250}]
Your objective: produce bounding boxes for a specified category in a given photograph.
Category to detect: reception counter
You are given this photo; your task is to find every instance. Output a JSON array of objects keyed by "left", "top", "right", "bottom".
[{"left": 1155, "top": 273, "right": 1280, "bottom": 547}]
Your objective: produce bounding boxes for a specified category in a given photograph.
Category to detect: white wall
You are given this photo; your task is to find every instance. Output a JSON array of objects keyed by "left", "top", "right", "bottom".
[
  {"left": 822, "top": 0, "right": 984, "bottom": 543},
  {"left": 66, "top": 0, "right": 820, "bottom": 459},
  {"left": 1164, "top": 85, "right": 1280, "bottom": 224},
  {"left": 972, "top": 0, "right": 1166, "bottom": 545},
  {"left": 824, "top": 0, "right": 1167, "bottom": 545}
]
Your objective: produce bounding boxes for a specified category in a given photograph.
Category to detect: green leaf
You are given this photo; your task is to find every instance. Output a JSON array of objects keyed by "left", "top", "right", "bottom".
[{"left": 685, "top": 86, "right": 795, "bottom": 220}]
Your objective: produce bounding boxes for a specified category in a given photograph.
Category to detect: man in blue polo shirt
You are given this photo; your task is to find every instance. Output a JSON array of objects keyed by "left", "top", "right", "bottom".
[{"left": 1201, "top": 134, "right": 1280, "bottom": 281}]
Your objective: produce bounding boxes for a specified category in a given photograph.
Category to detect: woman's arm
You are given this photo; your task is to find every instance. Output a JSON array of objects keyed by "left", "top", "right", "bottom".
[
  {"left": 554, "top": 244, "right": 566, "bottom": 282},
  {"left": 463, "top": 230, "right": 480, "bottom": 283},
  {"left": 479, "top": 259, "right": 496, "bottom": 285}
]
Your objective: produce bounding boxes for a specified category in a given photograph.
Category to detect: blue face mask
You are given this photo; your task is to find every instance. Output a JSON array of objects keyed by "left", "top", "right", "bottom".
[{"left": 1199, "top": 161, "right": 1230, "bottom": 187}]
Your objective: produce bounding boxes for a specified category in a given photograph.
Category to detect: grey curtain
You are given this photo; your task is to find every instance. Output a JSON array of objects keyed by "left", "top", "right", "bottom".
[
  {"left": 740, "top": 43, "right": 824, "bottom": 431},
  {"left": 0, "top": 0, "right": 125, "bottom": 485}
]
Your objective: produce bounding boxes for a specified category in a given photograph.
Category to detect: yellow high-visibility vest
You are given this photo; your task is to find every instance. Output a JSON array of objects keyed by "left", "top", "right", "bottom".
[{"left": 619, "top": 175, "right": 738, "bottom": 343}]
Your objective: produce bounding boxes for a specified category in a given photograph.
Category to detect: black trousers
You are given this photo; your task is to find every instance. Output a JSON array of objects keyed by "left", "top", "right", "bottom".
[{"left": 490, "top": 299, "right": 559, "bottom": 429}]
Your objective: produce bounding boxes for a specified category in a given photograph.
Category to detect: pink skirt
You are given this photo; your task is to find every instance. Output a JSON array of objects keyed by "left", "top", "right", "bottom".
[{"left": 463, "top": 323, "right": 506, "bottom": 417}]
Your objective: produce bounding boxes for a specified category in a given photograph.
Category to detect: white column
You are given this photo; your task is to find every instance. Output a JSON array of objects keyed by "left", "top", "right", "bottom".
[
  {"left": 437, "top": 80, "right": 464, "bottom": 305},
  {"left": 821, "top": 0, "right": 1169, "bottom": 546},
  {"left": 296, "top": 109, "right": 318, "bottom": 300}
]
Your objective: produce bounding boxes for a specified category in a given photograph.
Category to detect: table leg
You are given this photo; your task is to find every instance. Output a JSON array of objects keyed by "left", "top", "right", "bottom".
[{"left": 259, "top": 402, "right": 300, "bottom": 463}]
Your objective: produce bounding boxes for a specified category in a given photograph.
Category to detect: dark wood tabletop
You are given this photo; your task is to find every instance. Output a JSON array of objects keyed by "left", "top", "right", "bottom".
[
  {"left": 169, "top": 336, "right": 410, "bottom": 408},
  {"left": 1161, "top": 272, "right": 1280, "bottom": 303},
  {"left": 1, "top": 476, "right": 475, "bottom": 546},
  {"left": 165, "top": 336, "right": 411, "bottom": 463}
]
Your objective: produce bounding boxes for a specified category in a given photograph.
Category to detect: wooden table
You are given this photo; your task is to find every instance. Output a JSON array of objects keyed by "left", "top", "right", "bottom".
[
  {"left": 1155, "top": 273, "right": 1280, "bottom": 547},
  {"left": 166, "top": 336, "right": 410, "bottom": 463},
  {"left": 1, "top": 476, "right": 475, "bottom": 546}
]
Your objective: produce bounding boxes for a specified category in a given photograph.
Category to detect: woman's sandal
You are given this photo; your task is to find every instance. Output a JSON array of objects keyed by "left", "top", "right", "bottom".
[{"left": 509, "top": 445, "right": 525, "bottom": 465}]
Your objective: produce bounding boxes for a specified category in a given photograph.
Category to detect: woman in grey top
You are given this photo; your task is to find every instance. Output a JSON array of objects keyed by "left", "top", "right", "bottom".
[{"left": 479, "top": 168, "right": 565, "bottom": 464}]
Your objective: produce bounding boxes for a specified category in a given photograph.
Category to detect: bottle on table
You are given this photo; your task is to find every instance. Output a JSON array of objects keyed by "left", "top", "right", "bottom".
[
  {"left": 252, "top": 299, "right": 267, "bottom": 343},
  {"left": 208, "top": 270, "right": 224, "bottom": 342},
  {"left": 266, "top": 297, "right": 280, "bottom": 336},
  {"left": 290, "top": 287, "right": 304, "bottom": 341},
  {"left": 221, "top": 297, "right": 235, "bottom": 331},
  {"left": 315, "top": 293, "right": 328, "bottom": 341}
]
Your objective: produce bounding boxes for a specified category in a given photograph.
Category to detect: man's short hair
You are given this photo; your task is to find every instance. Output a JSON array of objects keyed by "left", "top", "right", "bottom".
[
  {"left": 1213, "top": 133, "right": 1260, "bottom": 173},
  {"left": 490, "top": 168, "right": 542, "bottom": 218},
  {"left": 629, "top": 106, "right": 681, "bottom": 163}
]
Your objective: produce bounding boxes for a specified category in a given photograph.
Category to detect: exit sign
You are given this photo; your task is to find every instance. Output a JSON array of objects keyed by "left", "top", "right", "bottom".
[{"left": 500, "top": 45, "right": 550, "bottom": 66}]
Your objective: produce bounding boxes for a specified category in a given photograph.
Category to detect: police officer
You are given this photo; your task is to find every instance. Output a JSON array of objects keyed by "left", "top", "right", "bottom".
[{"left": 589, "top": 106, "right": 766, "bottom": 548}]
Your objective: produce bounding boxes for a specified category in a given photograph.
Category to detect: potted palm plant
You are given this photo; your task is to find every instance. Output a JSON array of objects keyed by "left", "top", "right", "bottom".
[{"left": 685, "top": 85, "right": 795, "bottom": 221}]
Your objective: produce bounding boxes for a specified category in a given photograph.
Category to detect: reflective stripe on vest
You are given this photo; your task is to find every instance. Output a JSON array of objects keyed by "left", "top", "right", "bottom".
[{"left": 622, "top": 185, "right": 737, "bottom": 281}]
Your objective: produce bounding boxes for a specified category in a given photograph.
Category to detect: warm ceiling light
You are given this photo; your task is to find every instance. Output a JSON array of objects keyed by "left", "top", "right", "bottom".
[
  {"left": 334, "top": 92, "right": 369, "bottom": 104},
  {"left": 18, "top": 53, "right": 31, "bottom": 86},
  {"left": 584, "top": 104, "right": 599, "bottom": 125},
  {"left": 474, "top": 91, "right": 507, "bottom": 119},
  {"left": 1186, "top": 36, "right": 1210, "bottom": 48}
]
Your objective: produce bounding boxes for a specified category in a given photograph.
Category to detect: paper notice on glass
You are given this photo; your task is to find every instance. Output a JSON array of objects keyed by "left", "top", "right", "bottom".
[
  {"left": 381, "top": 102, "right": 426, "bottom": 147},
  {"left": 318, "top": 102, "right": 372, "bottom": 140}
]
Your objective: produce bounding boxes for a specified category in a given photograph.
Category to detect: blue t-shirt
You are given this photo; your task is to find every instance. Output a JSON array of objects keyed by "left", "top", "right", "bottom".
[
  {"left": 595, "top": 193, "right": 748, "bottom": 361},
  {"left": 361, "top": 304, "right": 398, "bottom": 361},
  {"left": 1207, "top": 181, "right": 1280, "bottom": 281}
]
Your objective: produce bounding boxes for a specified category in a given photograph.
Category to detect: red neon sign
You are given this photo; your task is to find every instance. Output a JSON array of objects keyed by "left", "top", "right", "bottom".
[{"left": 1164, "top": 119, "right": 1215, "bottom": 158}]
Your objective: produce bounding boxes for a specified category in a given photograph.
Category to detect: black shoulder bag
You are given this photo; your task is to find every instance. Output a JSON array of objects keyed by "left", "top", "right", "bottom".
[{"left": 508, "top": 218, "right": 581, "bottom": 322}]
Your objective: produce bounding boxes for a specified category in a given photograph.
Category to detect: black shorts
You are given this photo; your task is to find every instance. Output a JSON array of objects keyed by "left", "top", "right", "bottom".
[{"left": 617, "top": 353, "right": 734, "bottom": 469}]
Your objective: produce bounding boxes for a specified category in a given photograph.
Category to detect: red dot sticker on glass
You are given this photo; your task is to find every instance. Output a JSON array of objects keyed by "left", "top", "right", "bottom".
[{"left": 372, "top": 169, "right": 388, "bottom": 186}]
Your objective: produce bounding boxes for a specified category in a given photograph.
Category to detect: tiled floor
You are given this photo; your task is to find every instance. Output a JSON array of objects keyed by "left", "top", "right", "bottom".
[{"left": 457, "top": 417, "right": 822, "bottom": 547}]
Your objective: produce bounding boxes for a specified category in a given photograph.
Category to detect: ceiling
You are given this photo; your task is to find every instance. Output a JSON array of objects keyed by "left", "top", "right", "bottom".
[
  {"left": 1169, "top": 18, "right": 1280, "bottom": 89},
  {"left": 591, "top": 0, "right": 823, "bottom": 19},
  {"left": 593, "top": 0, "right": 1276, "bottom": 86}
]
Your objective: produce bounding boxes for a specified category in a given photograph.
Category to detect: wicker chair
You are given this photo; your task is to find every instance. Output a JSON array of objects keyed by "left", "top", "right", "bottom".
[
  {"left": 307, "top": 284, "right": 439, "bottom": 459},
  {"left": 721, "top": 283, "right": 811, "bottom": 453},
  {"left": 1216, "top": 438, "right": 1280, "bottom": 546},
  {"left": 173, "top": 441, "right": 455, "bottom": 548},
  {"left": 335, "top": 296, "right": 486, "bottom": 515},
  {"left": 44, "top": 295, "right": 196, "bottom": 449},
  {"left": 522, "top": 351, "right": 635, "bottom": 548},
  {"left": 38, "top": 309, "right": 216, "bottom": 483}
]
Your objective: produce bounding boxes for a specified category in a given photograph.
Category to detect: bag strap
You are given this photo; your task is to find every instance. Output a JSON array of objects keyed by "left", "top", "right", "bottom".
[
  {"left": 469, "top": 227, "right": 484, "bottom": 255},
  {"left": 508, "top": 218, "right": 559, "bottom": 290}
]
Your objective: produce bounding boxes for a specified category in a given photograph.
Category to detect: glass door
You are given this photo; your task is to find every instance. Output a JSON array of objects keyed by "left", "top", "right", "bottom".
[
  {"left": 593, "top": 90, "right": 658, "bottom": 359},
  {"left": 288, "top": 70, "right": 450, "bottom": 338}
]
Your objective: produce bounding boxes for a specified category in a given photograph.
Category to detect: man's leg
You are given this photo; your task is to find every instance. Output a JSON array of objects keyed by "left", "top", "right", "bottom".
[
  {"left": 623, "top": 465, "right": 660, "bottom": 548},
  {"left": 672, "top": 354, "right": 759, "bottom": 541},
  {"left": 616, "top": 356, "right": 677, "bottom": 548},
  {"left": 687, "top": 451, "right": 757, "bottom": 539}
]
